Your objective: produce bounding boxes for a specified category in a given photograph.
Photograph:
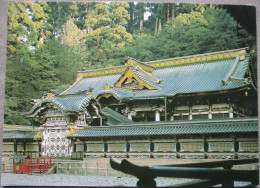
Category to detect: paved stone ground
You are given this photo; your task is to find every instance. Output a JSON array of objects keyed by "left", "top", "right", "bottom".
[
  {"left": 1, "top": 173, "right": 196, "bottom": 186},
  {"left": 0, "top": 173, "right": 252, "bottom": 187}
]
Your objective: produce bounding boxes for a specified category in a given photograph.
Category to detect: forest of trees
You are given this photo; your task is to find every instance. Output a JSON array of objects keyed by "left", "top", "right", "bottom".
[{"left": 5, "top": 2, "right": 256, "bottom": 125}]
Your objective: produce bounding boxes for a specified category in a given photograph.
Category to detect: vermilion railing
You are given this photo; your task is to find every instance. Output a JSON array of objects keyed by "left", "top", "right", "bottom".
[{"left": 12, "top": 157, "right": 52, "bottom": 175}]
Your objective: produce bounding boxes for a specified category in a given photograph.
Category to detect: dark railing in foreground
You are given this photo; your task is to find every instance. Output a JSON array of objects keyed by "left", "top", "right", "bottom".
[{"left": 110, "top": 158, "right": 259, "bottom": 187}]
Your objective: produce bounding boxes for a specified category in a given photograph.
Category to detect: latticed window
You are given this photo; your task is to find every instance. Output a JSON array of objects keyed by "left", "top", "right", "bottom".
[
  {"left": 76, "top": 144, "right": 84, "bottom": 152},
  {"left": 180, "top": 142, "right": 203, "bottom": 152},
  {"left": 17, "top": 144, "right": 24, "bottom": 151},
  {"left": 2, "top": 144, "right": 13, "bottom": 152},
  {"left": 208, "top": 142, "right": 234, "bottom": 152},
  {"left": 130, "top": 143, "right": 150, "bottom": 152},
  {"left": 154, "top": 143, "right": 176, "bottom": 152},
  {"left": 87, "top": 143, "right": 104, "bottom": 152},
  {"left": 239, "top": 142, "right": 259, "bottom": 152},
  {"left": 25, "top": 144, "right": 38, "bottom": 152},
  {"left": 108, "top": 143, "right": 126, "bottom": 152}
]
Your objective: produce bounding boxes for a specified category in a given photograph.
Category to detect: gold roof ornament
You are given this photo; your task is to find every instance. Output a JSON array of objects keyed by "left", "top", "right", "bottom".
[
  {"left": 86, "top": 87, "right": 94, "bottom": 96},
  {"left": 103, "top": 84, "right": 112, "bottom": 90},
  {"left": 46, "top": 93, "right": 54, "bottom": 98},
  {"left": 33, "top": 131, "right": 42, "bottom": 140},
  {"left": 125, "top": 58, "right": 136, "bottom": 66},
  {"left": 65, "top": 125, "right": 74, "bottom": 137},
  {"left": 87, "top": 91, "right": 93, "bottom": 96},
  {"left": 114, "top": 66, "right": 157, "bottom": 90}
]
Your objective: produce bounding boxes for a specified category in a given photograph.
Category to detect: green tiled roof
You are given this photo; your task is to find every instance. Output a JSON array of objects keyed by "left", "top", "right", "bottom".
[
  {"left": 64, "top": 50, "right": 250, "bottom": 100},
  {"left": 68, "top": 117, "right": 258, "bottom": 138},
  {"left": 3, "top": 131, "right": 38, "bottom": 139},
  {"left": 102, "top": 107, "right": 134, "bottom": 124},
  {"left": 26, "top": 94, "right": 94, "bottom": 114}
]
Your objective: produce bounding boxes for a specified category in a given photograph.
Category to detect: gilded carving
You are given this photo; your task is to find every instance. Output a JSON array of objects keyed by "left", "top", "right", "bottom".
[{"left": 114, "top": 67, "right": 156, "bottom": 90}]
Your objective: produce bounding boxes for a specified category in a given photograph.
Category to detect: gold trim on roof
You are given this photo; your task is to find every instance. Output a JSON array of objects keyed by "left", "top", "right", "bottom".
[
  {"left": 76, "top": 48, "right": 247, "bottom": 78},
  {"left": 125, "top": 59, "right": 135, "bottom": 66},
  {"left": 79, "top": 67, "right": 125, "bottom": 78},
  {"left": 4, "top": 125, "right": 40, "bottom": 130},
  {"left": 146, "top": 48, "right": 247, "bottom": 68},
  {"left": 136, "top": 62, "right": 154, "bottom": 73}
]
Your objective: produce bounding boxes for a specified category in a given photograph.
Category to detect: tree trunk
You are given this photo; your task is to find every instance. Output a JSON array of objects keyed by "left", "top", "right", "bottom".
[
  {"left": 167, "top": 4, "right": 170, "bottom": 22},
  {"left": 154, "top": 16, "right": 158, "bottom": 35},
  {"left": 140, "top": 17, "right": 143, "bottom": 31},
  {"left": 158, "top": 18, "right": 162, "bottom": 33},
  {"left": 171, "top": 4, "right": 175, "bottom": 19},
  {"left": 140, "top": 15, "right": 144, "bottom": 31},
  {"left": 129, "top": 2, "right": 134, "bottom": 33}
]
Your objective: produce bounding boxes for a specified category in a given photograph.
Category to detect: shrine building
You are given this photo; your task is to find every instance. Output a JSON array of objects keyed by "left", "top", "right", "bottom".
[{"left": 2, "top": 47, "right": 258, "bottom": 159}]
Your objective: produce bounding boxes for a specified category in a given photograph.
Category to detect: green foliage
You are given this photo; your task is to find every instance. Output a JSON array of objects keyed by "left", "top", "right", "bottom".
[
  {"left": 61, "top": 18, "right": 84, "bottom": 47},
  {"left": 7, "top": 1, "right": 51, "bottom": 52},
  {"left": 85, "top": 25, "right": 132, "bottom": 67},
  {"left": 126, "top": 33, "right": 156, "bottom": 61},
  {"left": 109, "top": 2, "right": 130, "bottom": 26}
]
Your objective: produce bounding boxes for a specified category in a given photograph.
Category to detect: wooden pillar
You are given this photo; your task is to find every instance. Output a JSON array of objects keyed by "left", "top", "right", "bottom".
[
  {"left": 170, "top": 106, "right": 174, "bottom": 121},
  {"left": 155, "top": 110, "right": 160, "bottom": 121},
  {"left": 128, "top": 113, "right": 132, "bottom": 120},
  {"left": 126, "top": 141, "right": 130, "bottom": 158},
  {"left": 38, "top": 141, "right": 41, "bottom": 157},
  {"left": 71, "top": 141, "right": 75, "bottom": 153},
  {"left": 23, "top": 139, "right": 26, "bottom": 155},
  {"left": 208, "top": 105, "right": 212, "bottom": 119},
  {"left": 189, "top": 106, "right": 192, "bottom": 120},
  {"left": 13, "top": 139, "right": 17, "bottom": 154},
  {"left": 103, "top": 142, "right": 107, "bottom": 158},
  {"left": 176, "top": 139, "right": 180, "bottom": 159},
  {"left": 164, "top": 97, "right": 167, "bottom": 121},
  {"left": 204, "top": 137, "right": 208, "bottom": 159},
  {"left": 83, "top": 141, "right": 86, "bottom": 152},
  {"left": 150, "top": 142, "right": 154, "bottom": 158},
  {"left": 229, "top": 105, "right": 234, "bottom": 118}
]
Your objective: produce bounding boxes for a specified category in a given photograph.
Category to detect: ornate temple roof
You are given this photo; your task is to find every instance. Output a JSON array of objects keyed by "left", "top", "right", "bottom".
[
  {"left": 63, "top": 48, "right": 250, "bottom": 100},
  {"left": 26, "top": 94, "right": 94, "bottom": 116},
  {"left": 3, "top": 125, "right": 39, "bottom": 140},
  {"left": 26, "top": 48, "right": 252, "bottom": 115},
  {"left": 68, "top": 117, "right": 258, "bottom": 138}
]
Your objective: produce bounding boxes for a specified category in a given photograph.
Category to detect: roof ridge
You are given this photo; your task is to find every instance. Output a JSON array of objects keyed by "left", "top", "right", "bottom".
[
  {"left": 73, "top": 48, "right": 247, "bottom": 79},
  {"left": 146, "top": 48, "right": 247, "bottom": 69},
  {"left": 144, "top": 48, "right": 247, "bottom": 64}
]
